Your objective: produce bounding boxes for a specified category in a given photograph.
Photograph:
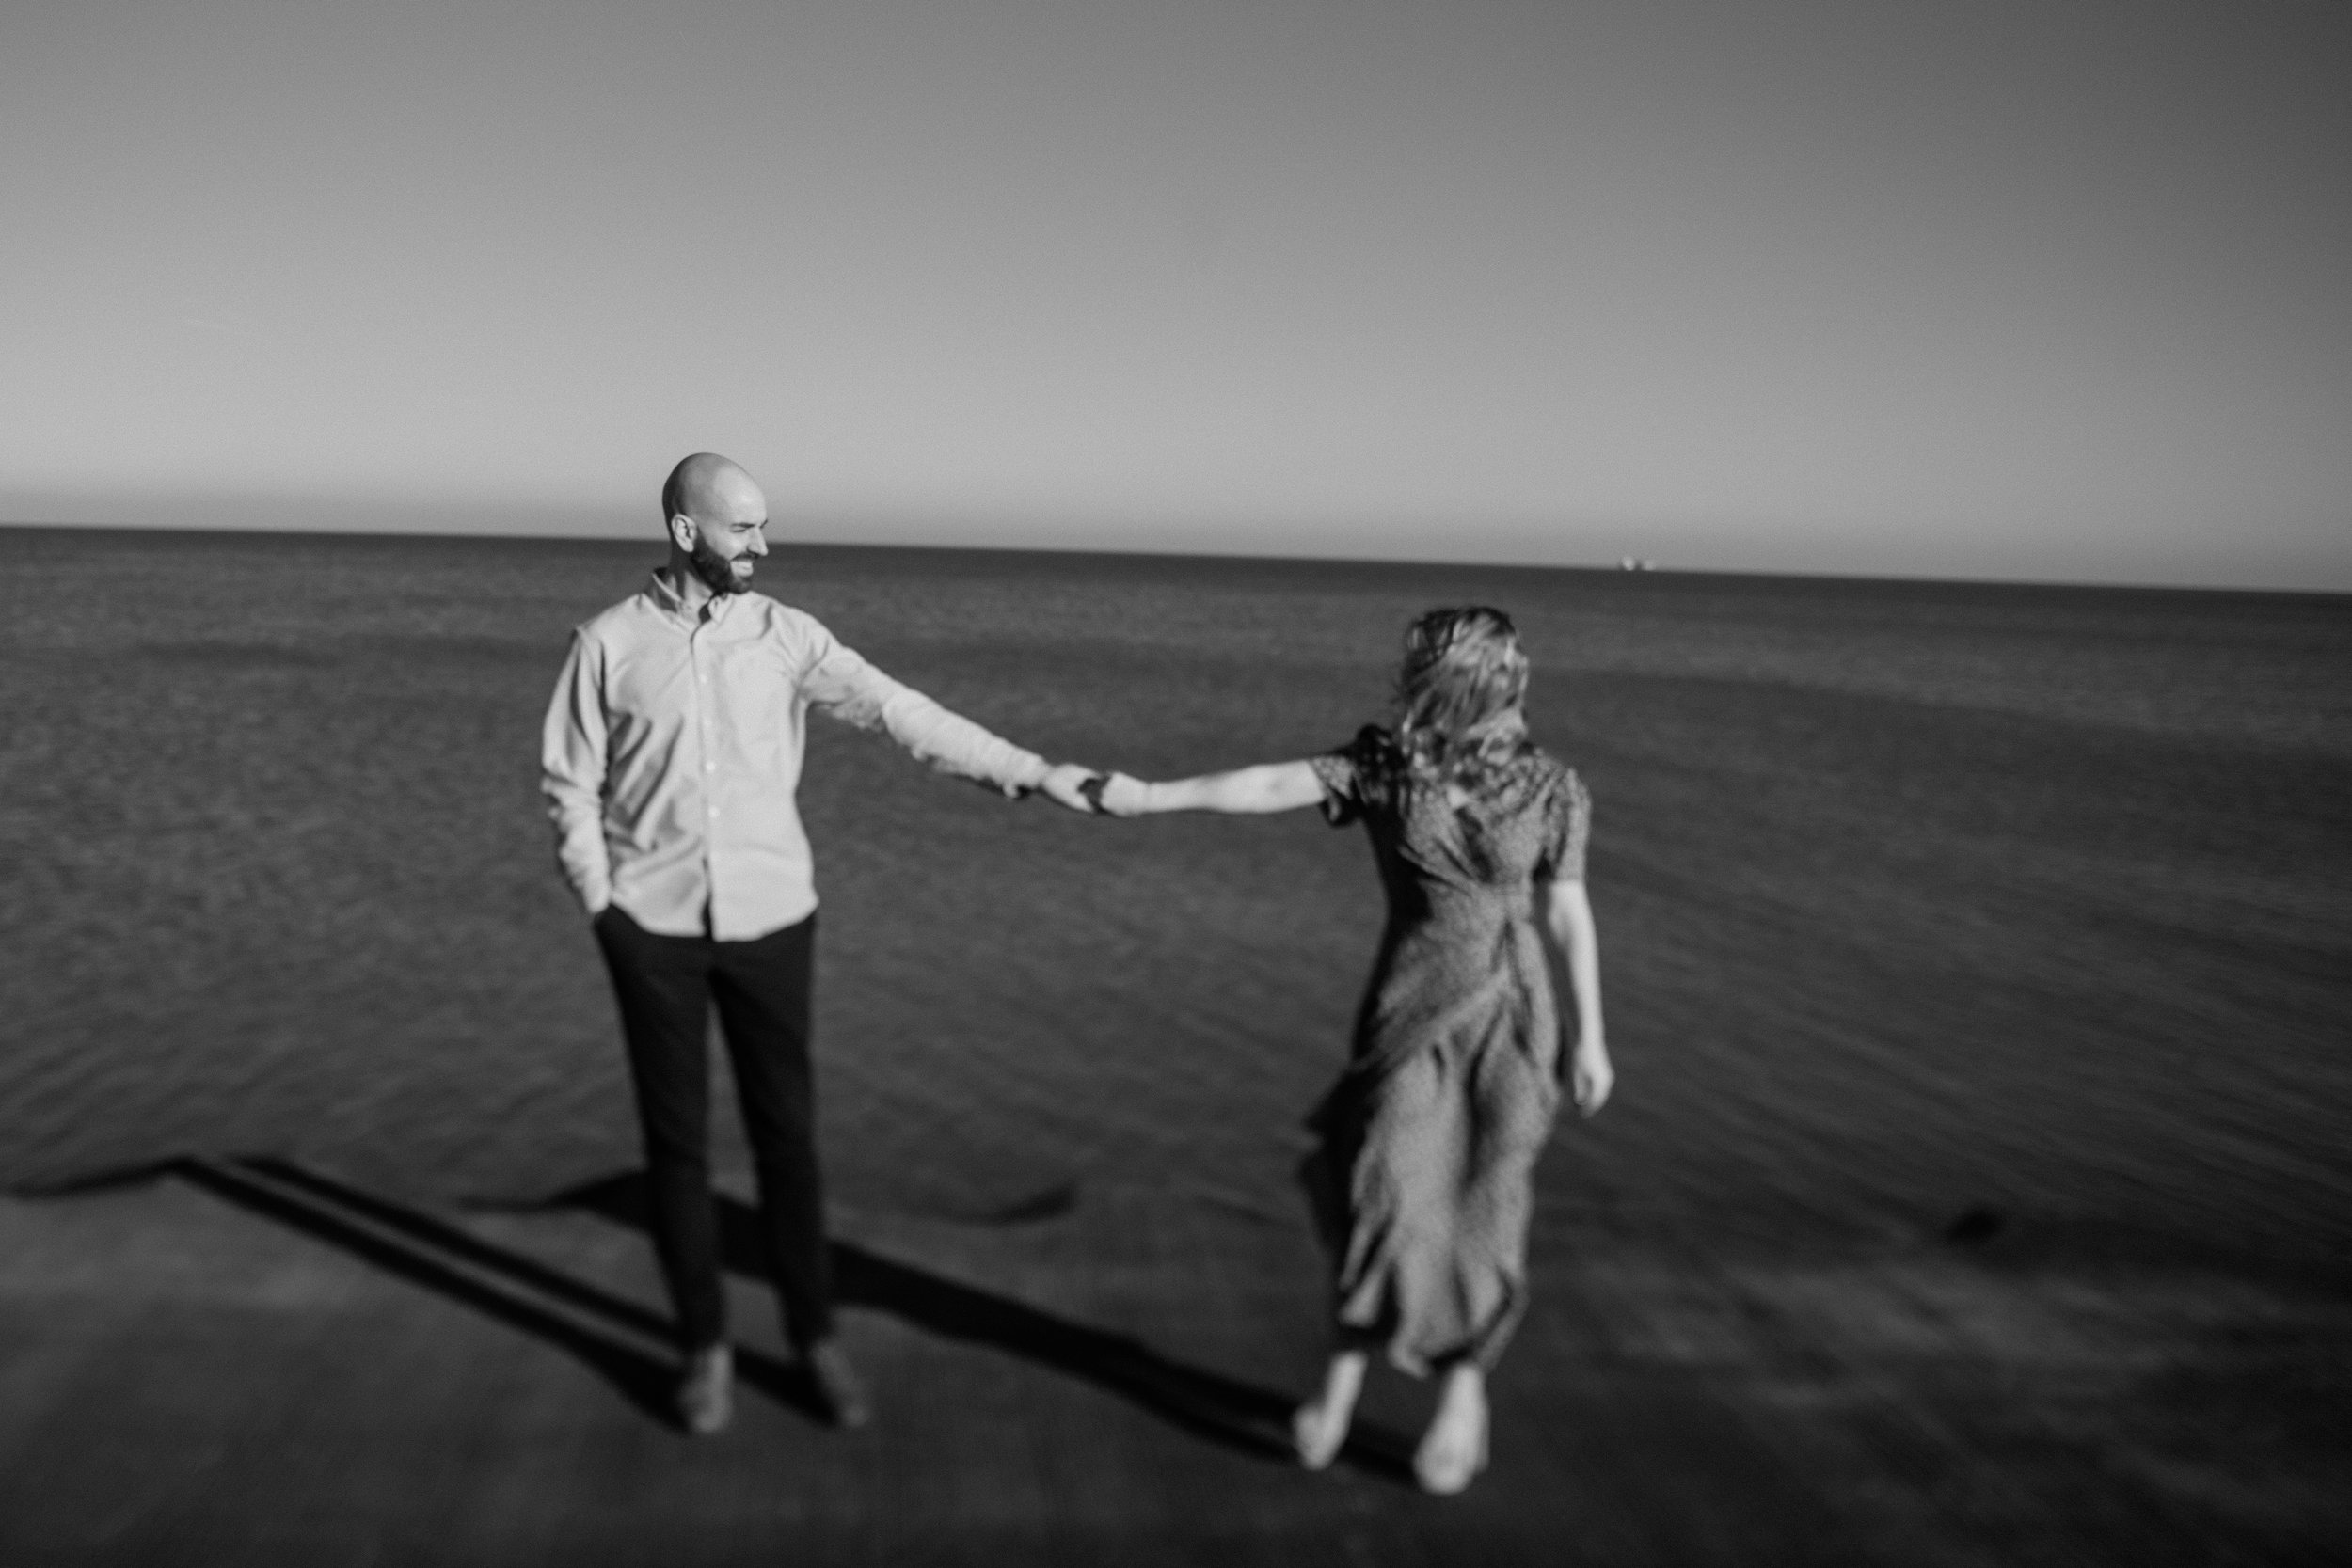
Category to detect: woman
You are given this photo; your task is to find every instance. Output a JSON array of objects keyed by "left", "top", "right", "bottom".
[{"left": 1097, "top": 606, "right": 1612, "bottom": 1495}]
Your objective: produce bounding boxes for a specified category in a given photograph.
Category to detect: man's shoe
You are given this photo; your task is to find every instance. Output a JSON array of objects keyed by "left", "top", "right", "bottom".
[
  {"left": 803, "top": 1338, "right": 870, "bottom": 1430},
  {"left": 676, "top": 1343, "right": 733, "bottom": 1435}
]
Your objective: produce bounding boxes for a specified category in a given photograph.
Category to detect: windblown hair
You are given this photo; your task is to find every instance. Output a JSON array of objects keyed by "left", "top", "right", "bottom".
[{"left": 1392, "top": 606, "right": 1532, "bottom": 785}]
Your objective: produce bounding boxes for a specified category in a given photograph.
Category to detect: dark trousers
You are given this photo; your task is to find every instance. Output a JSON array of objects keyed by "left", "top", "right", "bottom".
[{"left": 593, "top": 906, "right": 834, "bottom": 1353}]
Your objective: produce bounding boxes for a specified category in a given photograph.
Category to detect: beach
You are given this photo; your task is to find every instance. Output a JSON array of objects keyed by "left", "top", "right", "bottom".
[{"left": 2, "top": 525, "right": 2347, "bottom": 1562}]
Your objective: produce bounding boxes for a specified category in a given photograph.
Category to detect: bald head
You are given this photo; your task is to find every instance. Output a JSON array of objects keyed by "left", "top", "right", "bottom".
[
  {"left": 661, "top": 452, "right": 764, "bottom": 532},
  {"left": 661, "top": 451, "right": 771, "bottom": 595}
]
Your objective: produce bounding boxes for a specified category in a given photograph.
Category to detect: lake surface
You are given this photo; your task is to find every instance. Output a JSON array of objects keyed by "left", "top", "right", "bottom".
[{"left": 3, "top": 525, "right": 2347, "bottom": 1274}]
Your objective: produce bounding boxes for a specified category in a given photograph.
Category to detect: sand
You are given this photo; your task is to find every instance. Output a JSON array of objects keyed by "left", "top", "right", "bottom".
[{"left": 2, "top": 526, "right": 2347, "bottom": 1560}]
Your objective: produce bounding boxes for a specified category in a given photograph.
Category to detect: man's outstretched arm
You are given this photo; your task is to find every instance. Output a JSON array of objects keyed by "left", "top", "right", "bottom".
[{"left": 799, "top": 634, "right": 1099, "bottom": 812}]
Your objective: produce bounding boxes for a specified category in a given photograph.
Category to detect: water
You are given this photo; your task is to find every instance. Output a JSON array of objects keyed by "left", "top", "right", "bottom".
[{"left": 3, "top": 525, "right": 2347, "bottom": 1272}]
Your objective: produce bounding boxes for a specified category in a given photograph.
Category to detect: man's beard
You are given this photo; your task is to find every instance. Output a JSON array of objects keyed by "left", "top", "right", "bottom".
[{"left": 687, "top": 535, "right": 754, "bottom": 595}]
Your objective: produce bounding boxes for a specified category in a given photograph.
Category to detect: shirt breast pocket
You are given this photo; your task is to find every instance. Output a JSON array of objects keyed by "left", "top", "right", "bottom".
[
  {"left": 607, "top": 657, "right": 687, "bottom": 733},
  {"left": 714, "top": 643, "right": 795, "bottom": 752}
]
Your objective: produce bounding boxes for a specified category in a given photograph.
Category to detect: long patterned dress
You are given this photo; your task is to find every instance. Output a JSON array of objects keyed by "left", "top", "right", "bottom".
[{"left": 1302, "top": 724, "right": 1591, "bottom": 1375}]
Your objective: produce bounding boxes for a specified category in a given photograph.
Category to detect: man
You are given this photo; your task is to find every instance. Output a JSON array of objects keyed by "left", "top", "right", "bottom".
[{"left": 542, "top": 452, "right": 1098, "bottom": 1434}]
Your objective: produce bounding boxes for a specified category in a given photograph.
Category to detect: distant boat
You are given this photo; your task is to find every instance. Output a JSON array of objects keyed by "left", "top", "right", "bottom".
[{"left": 1618, "top": 557, "right": 1659, "bottom": 572}]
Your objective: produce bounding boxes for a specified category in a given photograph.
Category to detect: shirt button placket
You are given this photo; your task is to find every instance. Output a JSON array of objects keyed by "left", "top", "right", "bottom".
[{"left": 693, "top": 631, "right": 719, "bottom": 927}]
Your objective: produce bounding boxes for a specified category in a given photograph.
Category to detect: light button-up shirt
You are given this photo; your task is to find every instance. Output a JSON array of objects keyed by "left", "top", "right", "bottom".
[{"left": 542, "top": 573, "right": 1050, "bottom": 940}]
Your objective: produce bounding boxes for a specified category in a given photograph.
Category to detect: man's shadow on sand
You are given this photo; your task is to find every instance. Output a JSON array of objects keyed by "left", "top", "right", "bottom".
[{"left": 40, "top": 1156, "right": 1411, "bottom": 1477}]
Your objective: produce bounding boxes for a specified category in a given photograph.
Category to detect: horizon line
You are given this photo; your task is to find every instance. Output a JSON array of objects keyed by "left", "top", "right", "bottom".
[{"left": 5, "top": 516, "right": 2343, "bottom": 603}]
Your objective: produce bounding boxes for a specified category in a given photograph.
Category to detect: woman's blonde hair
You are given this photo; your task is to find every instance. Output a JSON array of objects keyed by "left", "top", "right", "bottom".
[{"left": 1393, "top": 606, "right": 1531, "bottom": 783}]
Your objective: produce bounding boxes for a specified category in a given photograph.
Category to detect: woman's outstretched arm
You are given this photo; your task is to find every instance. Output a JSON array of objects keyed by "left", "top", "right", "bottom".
[
  {"left": 1098, "top": 761, "right": 1324, "bottom": 816},
  {"left": 1542, "top": 878, "right": 1613, "bottom": 1115}
]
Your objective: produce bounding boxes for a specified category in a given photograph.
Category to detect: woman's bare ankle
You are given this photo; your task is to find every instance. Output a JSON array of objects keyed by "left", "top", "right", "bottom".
[{"left": 1319, "top": 1350, "right": 1368, "bottom": 1409}]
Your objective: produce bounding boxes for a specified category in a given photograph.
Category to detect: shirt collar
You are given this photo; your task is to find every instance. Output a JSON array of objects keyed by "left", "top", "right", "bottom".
[{"left": 644, "top": 569, "right": 738, "bottom": 626}]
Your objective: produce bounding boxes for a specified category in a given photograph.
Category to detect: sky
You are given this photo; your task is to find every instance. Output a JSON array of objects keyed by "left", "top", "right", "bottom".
[{"left": 3, "top": 0, "right": 2347, "bottom": 588}]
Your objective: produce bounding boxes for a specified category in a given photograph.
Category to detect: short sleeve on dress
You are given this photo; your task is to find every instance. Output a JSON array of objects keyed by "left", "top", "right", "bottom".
[
  {"left": 1309, "top": 725, "right": 1389, "bottom": 828},
  {"left": 1538, "top": 768, "right": 1592, "bottom": 882}
]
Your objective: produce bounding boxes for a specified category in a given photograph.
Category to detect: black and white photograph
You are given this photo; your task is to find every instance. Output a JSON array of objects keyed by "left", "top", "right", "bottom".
[{"left": 2, "top": 2, "right": 2347, "bottom": 1563}]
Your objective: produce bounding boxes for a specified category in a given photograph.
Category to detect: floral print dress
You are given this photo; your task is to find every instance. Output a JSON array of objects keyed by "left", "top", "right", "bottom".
[{"left": 1303, "top": 724, "right": 1591, "bottom": 1374}]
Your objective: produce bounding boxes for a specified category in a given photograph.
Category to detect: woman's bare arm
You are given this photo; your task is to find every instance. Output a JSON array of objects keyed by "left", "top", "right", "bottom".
[
  {"left": 1099, "top": 761, "right": 1325, "bottom": 816},
  {"left": 1541, "top": 878, "right": 1613, "bottom": 1115}
]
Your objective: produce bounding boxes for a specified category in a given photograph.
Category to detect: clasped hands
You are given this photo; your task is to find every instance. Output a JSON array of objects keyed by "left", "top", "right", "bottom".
[{"left": 1026, "top": 763, "right": 1148, "bottom": 816}]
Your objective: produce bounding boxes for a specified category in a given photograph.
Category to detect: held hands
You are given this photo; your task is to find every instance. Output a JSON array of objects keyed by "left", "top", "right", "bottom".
[
  {"left": 1094, "top": 773, "right": 1151, "bottom": 816},
  {"left": 1033, "top": 762, "right": 1106, "bottom": 814},
  {"left": 1027, "top": 764, "right": 1152, "bottom": 816}
]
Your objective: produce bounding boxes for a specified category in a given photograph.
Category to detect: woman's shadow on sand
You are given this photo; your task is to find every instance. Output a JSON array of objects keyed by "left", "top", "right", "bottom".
[{"left": 38, "top": 1156, "right": 1412, "bottom": 1476}]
